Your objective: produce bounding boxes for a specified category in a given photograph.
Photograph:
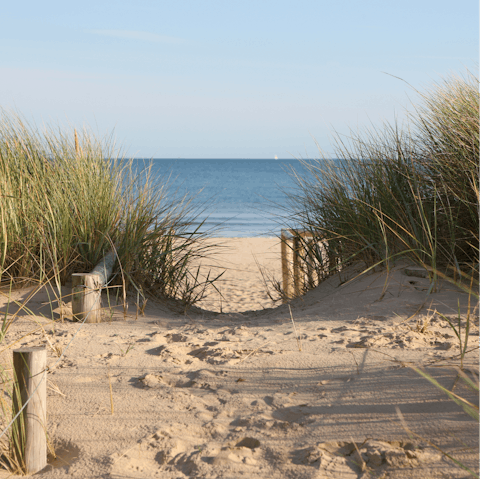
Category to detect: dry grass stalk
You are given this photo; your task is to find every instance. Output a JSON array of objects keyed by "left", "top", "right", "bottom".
[
  {"left": 288, "top": 305, "right": 302, "bottom": 352},
  {"left": 108, "top": 366, "right": 114, "bottom": 415}
]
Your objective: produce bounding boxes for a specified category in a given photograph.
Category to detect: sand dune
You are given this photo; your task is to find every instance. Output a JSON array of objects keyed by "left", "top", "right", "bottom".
[{"left": 0, "top": 238, "right": 478, "bottom": 478}]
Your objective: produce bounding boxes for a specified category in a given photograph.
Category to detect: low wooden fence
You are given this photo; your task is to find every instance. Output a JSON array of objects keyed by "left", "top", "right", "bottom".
[
  {"left": 281, "top": 229, "right": 333, "bottom": 302},
  {"left": 2, "top": 253, "right": 118, "bottom": 474}
]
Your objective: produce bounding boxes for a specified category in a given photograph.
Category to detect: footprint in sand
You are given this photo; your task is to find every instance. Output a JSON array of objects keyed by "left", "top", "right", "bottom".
[
  {"left": 165, "top": 332, "right": 190, "bottom": 343},
  {"left": 110, "top": 428, "right": 204, "bottom": 477},
  {"left": 138, "top": 369, "right": 228, "bottom": 393},
  {"left": 295, "top": 439, "right": 441, "bottom": 476},
  {"left": 53, "top": 358, "right": 77, "bottom": 369},
  {"left": 47, "top": 441, "right": 80, "bottom": 470},
  {"left": 346, "top": 328, "right": 457, "bottom": 349},
  {"left": 212, "top": 438, "right": 261, "bottom": 466},
  {"left": 152, "top": 340, "right": 275, "bottom": 365},
  {"left": 110, "top": 427, "right": 264, "bottom": 476}
]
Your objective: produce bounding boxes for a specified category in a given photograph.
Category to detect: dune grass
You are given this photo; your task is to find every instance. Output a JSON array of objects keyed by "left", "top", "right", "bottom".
[
  {"left": 282, "top": 69, "right": 478, "bottom": 296},
  {"left": 280, "top": 69, "right": 479, "bottom": 476},
  {"left": 0, "top": 110, "right": 221, "bottom": 309}
]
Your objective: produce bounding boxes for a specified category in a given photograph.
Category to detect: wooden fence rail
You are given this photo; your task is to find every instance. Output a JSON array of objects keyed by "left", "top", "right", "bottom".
[{"left": 281, "top": 229, "right": 332, "bottom": 302}]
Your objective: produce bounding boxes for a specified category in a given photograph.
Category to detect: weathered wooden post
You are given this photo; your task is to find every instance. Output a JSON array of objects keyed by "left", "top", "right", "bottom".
[
  {"left": 305, "top": 236, "right": 315, "bottom": 289},
  {"left": 72, "top": 252, "right": 116, "bottom": 323},
  {"left": 292, "top": 234, "right": 304, "bottom": 297},
  {"left": 281, "top": 230, "right": 292, "bottom": 302},
  {"left": 282, "top": 229, "right": 318, "bottom": 302},
  {"left": 12, "top": 346, "right": 47, "bottom": 474},
  {"left": 71, "top": 273, "right": 101, "bottom": 323}
]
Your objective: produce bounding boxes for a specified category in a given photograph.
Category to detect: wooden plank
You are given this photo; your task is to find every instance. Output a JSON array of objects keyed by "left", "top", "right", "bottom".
[{"left": 12, "top": 347, "right": 47, "bottom": 474}]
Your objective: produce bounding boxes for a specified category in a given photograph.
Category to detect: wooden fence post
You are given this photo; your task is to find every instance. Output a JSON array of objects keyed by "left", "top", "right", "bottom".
[
  {"left": 281, "top": 229, "right": 318, "bottom": 302},
  {"left": 71, "top": 273, "right": 102, "bottom": 323},
  {"left": 12, "top": 347, "right": 47, "bottom": 474},
  {"left": 72, "top": 252, "right": 116, "bottom": 323},
  {"left": 292, "top": 235, "right": 303, "bottom": 297},
  {"left": 281, "top": 230, "right": 292, "bottom": 302},
  {"left": 305, "top": 236, "right": 315, "bottom": 289}
]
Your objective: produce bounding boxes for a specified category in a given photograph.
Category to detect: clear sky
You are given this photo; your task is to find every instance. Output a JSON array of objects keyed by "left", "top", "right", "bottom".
[{"left": 1, "top": 1, "right": 477, "bottom": 158}]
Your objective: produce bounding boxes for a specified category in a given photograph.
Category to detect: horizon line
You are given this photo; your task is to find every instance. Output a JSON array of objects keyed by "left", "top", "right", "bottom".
[{"left": 128, "top": 157, "right": 331, "bottom": 160}]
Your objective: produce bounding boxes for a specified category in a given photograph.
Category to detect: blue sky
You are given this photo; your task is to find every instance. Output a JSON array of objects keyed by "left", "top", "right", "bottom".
[{"left": 1, "top": 1, "right": 477, "bottom": 158}]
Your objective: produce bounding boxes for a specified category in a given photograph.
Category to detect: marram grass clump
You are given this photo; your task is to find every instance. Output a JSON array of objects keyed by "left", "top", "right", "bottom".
[
  {"left": 0, "top": 110, "right": 220, "bottom": 307},
  {"left": 280, "top": 71, "right": 479, "bottom": 476},
  {"left": 284, "top": 69, "right": 479, "bottom": 293}
]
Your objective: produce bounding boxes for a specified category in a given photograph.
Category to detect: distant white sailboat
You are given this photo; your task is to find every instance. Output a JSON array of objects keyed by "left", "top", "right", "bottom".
[{"left": 274, "top": 155, "right": 278, "bottom": 160}]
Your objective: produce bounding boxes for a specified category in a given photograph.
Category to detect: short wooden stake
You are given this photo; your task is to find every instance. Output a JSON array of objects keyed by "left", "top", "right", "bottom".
[
  {"left": 72, "top": 273, "right": 102, "bottom": 323},
  {"left": 282, "top": 229, "right": 319, "bottom": 302},
  {"left": 281, "top": 230, "right": 292, "bottom": 302},
  {"left": 12, "top": 347, "right": 47, "bottom": 475},
  {"left": 71, "top": 252, "right": 116, "bottom": 323},
  {"left": 292, "top": 236, "right": 304, "bottom": 296},
  {"left": 305, "top": 237, "right": 315, "bottom": 289}
]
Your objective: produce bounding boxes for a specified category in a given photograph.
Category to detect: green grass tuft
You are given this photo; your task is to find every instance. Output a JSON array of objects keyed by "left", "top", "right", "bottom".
[{"left": 0, "top": 110, "right": 221, "bottom": 308}]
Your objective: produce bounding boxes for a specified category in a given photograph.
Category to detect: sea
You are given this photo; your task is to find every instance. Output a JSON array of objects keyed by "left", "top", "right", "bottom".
[{"left": 130, "top": 159, "right": 310, "bottom": 237}]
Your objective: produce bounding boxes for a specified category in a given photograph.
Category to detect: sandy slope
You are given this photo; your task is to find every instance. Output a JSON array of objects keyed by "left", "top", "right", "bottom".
[
  {"left": 192, "top": 237, "right": 282, "bottom": 313},
  {"left": 0, "top": 239, "right": 478, "bottom": 479}
]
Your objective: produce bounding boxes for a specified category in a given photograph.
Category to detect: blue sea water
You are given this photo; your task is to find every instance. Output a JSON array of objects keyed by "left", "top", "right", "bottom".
[{"left": 131, "top": 159, "right": 309, "bottom": 237}]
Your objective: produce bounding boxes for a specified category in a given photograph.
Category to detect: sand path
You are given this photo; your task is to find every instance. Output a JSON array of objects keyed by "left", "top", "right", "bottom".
[
  {"left": 192, "top": 237, "right": 282, "bottom": 312},
  {"left": 0, "top": 239, "right": 478, "bottom": 478}
]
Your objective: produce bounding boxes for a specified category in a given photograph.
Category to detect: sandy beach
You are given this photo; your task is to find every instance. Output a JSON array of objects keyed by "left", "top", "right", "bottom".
[
  {"left": 0, "top": 237, "right": 478, "bottom": 478},
  {"left": 193, "top": 237, "right": 282, "bottom": 313}
]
